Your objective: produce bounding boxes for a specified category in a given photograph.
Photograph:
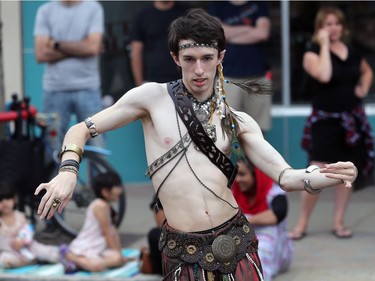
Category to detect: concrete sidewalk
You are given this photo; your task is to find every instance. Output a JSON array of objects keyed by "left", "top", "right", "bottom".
[
  {"left": 1, "top": 184, "right": 374, "bottom": 281},
  {"left": 275, "top": 186, "right": 375, "bottom": 281}
]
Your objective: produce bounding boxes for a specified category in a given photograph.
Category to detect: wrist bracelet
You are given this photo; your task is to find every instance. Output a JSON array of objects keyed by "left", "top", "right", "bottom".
[
  {"left": 59, "top": 165, "right": 78, "bottom": 173},
  {"left": 60, "top": 159, "right": 80, "bottom": 170},
  {"left": 303, "top": 165, "right": 322, "bottom": 195},
  {"left": 58, "top": 144, "right": 83, "bottom": 163},
  {"left": 278, "top": 167, "right": 293, "bottom": 191},
  {"left": 59, "top": 165, "right": 79, "bottom": 175},
  {"left": 59, "top": 167, "right": 78, "bottom": 177}
]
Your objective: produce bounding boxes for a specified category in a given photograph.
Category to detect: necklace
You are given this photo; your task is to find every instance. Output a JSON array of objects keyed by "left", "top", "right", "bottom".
[
  {"left": 184, "top": 86, "right": 218, "bottom": 143},
  {"left": 186, "top": 91, "right": 216, "bottom": 124}
]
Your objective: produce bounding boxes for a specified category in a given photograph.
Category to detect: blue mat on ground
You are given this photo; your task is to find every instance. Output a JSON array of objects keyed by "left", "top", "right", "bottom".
[
  {"left": 0, "top": 248, "right": 140, "bottom": 278},
  {"left": 0, "top": 263, "right": 65, "bottom": 276},
  {"left": 71, "top": 248, "right": 140, "bottom": 278}
]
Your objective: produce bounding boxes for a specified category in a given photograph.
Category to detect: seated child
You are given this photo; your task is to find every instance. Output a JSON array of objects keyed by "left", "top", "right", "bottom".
[
  {"left": 232, "top": 159, "right": 294, "bottom": 281},
  {"left": 61, "top": 171, "right": 131, "bottom": 272},
  {"left": 0, "top": 182, "right": 60, "bottom": 268}
]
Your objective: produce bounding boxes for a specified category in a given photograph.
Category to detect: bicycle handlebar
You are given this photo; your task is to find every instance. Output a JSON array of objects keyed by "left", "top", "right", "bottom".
[{"left": 0, "top": 106, "right": 38, "bottom": 123}]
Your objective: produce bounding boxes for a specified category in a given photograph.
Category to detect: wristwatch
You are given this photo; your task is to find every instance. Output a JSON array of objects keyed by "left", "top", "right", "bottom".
[{"left": 53, "top": 41, "right": 60, "bottom": 50}]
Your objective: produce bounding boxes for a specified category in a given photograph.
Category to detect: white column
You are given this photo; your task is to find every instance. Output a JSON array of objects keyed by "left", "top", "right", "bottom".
[
  {"left": 281, "top": 0, "right": 290, "bottom": 106},
  {"left": 1, "top": 1, "right": 23, "bottom": 102}
]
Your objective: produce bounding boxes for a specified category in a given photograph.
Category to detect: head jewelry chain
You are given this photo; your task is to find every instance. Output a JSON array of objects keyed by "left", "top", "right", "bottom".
[{"left": 178, "top": 42, "right": 219, "bottom": 51}]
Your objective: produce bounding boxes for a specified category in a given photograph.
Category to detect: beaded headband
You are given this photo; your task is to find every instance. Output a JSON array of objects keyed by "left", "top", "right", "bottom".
[{"left": 178, "top": 42, "right": 219, "bottom": 51}]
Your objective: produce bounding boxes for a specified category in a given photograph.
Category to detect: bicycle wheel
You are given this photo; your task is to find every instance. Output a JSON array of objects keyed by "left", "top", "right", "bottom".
[{"left": 53, "top": 151, "right": 126, "bottom": 237}]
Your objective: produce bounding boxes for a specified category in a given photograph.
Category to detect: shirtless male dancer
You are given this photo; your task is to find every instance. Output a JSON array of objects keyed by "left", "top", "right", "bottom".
[{"left": 35, "top": 8, "right": 357, "bottom": 281}]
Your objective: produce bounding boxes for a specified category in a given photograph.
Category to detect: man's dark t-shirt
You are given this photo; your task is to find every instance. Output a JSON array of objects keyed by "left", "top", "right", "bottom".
[{"left": 130, "top": 4, "right": 187, "bottom": 83}]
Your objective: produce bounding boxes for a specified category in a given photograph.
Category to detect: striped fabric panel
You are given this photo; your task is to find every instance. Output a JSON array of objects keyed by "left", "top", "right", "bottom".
[{"left": 162, "top": 250, "right": 263, "bottom": 281}]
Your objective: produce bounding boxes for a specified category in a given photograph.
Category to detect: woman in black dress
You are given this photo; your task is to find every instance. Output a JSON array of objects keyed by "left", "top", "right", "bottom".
[{"left": 289, "top": 6, "right": 374, "bottom": 240}]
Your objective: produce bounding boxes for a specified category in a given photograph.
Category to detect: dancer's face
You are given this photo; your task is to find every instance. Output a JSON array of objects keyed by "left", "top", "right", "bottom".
[{"left": 171, "top": 40, "right": 225, "bottom": 98}]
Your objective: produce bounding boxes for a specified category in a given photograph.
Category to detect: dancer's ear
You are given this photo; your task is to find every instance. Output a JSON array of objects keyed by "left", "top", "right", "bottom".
[
  {"left": 218, "top": 49, "right": 226, "bottom": 64},
  {"left": 170, "top": 52, "right": 180, "bottom": 67}
]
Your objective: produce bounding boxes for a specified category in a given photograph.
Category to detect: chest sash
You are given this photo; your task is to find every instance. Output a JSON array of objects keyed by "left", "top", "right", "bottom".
[{"left": 167, "top": 80, "right": 237, "bottom": 188}]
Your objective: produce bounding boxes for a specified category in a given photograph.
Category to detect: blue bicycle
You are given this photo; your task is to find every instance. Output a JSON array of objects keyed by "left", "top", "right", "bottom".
[{"left": 0, "top": 96, "right": 126, "bottom": 238}]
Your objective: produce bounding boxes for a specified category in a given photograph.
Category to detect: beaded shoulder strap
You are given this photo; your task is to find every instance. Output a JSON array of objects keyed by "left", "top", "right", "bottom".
[{"left": 167, "top": 80, "right": 237, "bottom": 188}]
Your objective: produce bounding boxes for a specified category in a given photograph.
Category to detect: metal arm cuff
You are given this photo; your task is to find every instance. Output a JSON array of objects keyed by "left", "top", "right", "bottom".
[
  {"left": 303, "top": 165, "right": 322, "bottom": 195},
  {"left": 58, "top": 143, "right": 83, "bottom": 163},
  {"left": 84, "top": 117, "right": 99, "bottom": 138}
]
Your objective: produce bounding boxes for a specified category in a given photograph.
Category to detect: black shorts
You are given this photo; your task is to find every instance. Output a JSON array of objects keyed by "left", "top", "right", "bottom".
[{"left": 310, "top": 118, "right": 366, "bottom": 164}]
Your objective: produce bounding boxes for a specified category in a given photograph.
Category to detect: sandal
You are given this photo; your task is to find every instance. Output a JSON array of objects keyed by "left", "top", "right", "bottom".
[
  {"left": 288, "top": 229, "right": 307, "bottom": 240},
  {"left": 332, "top": 227, "right": 353, "bottom": 239},
  {"left": 59, "top": 244, "right": 77, "bottom": 273}
]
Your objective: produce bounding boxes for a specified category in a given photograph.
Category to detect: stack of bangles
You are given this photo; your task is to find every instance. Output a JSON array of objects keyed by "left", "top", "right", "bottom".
[
  {"left": 58, "top": 143, "right": 83, "bottom": 177},
  {"left": 59, "top": 159, "right": 79, "bottom": 177}
]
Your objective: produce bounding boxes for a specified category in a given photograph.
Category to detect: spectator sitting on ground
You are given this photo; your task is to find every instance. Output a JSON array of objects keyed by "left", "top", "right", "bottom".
[
  {"left": 0, "top": 182, "right": 60, "bottom": 269},
  {"left": 60, "top": 171, "right": 132, "bottom": 272},
  {"left": 232, "top": 158, "right": 294, "bottom": 281}
]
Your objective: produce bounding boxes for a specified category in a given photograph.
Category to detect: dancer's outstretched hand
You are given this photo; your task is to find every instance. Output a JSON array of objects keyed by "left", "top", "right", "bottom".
[
  {"left": 34, "top": 172, "right": 77, "bottom": 219},
  {"left": 319, "top": 161, "right": 358, "bottom": 188}
]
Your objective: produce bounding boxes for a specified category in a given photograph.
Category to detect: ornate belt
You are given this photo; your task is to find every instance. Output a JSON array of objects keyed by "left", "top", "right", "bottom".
[{"left": 159, "top": 211, "right": 258, "bottom": 274}]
